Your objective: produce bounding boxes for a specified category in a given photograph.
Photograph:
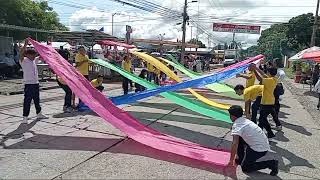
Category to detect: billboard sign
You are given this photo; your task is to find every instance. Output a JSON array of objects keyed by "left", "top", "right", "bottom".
[{"left": 213, "top": 23, "right": 261, "bottom": 34}]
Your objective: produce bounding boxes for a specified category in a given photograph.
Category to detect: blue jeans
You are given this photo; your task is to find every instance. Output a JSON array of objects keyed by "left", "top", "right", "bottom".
[
  {"left": 251, "top": 96, "right": 261, "bottom": 124},
  {"left": 23, "top": 84, "right": 41, "bottom": 117},
  {"left": 57, "top": 81, "right": 72, "bottom": 108},
  {"left": 147, "top": 72, "right": 155, "bottom": 82}
]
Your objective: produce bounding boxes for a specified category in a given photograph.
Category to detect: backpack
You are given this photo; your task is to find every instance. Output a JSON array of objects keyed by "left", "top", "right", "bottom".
[{"left": 274, "top": 82, "right": 285, "bottom": 98}]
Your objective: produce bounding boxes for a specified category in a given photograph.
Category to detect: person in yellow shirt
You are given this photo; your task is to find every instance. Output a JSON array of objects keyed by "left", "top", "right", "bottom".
[
  {"left": 234, "top": 84, "right": 263, "bottom": 123},
  {"left": 91, "top": 75, "right": 104, "bottom": 92},
  {"left": 251, "top": 64, "right": 281, "bottom": 138},
  {"left": 236, "top": 65, "right": 256, "bottom": 88},
  {"left": 75, "top": 46, "right": 90, "bottom": 106},
  {"left": 121, "top": 55, "right": 132, "bottom": 94},
  {"left": 56, "top": 76, "right": 72, "bottom": 113},
  {"left": 147, "top": 63, "right": 155, "bottom": 82},
  {"left": 75, "top": 46, "right": 89, "bottom": 80}
]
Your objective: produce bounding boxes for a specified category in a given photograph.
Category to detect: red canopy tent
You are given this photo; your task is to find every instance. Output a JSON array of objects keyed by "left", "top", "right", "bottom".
[{"left": 303, "top": 51, "right": 320, "bottom": 63}]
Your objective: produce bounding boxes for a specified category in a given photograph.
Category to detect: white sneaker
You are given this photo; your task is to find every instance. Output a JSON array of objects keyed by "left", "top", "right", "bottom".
[
  {"left": 37, "top": 112, "right": 48, "bottom": 120},
  {"left": 22, "top": 117, "right": 28, "bottom": 124}
]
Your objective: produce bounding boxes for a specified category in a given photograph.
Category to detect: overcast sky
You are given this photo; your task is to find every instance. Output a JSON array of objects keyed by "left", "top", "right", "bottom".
[{"left": 47, "top": 0, "right": 317, "bottom": 48}]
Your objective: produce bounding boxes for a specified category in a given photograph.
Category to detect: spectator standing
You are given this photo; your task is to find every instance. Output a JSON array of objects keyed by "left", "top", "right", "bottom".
[
  {"left": 58, "top": 46, "right": 70, "bottom": 62},
  {"left": 75, "top": 46, "right": 90, "bottom": 106},
  {"left": 19, "top": 39, "right": 48, "bottom": 123},
  {"left": 314, "top": 78, "right": 320, "bottom": 110},
  {"left": 312, "top": 64, "right": 319, "bottom": 86},
  {"left": 57, "top": 76, "right": 72, "bottom": 113},
  {"left": 75, "top": 46, "right": 89, "bottom": 80},
  {"left": 122, "top": 55, "right": 132, "bottom": 95}
]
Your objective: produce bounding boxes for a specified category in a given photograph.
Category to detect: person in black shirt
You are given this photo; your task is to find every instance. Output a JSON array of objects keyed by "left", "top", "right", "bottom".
[
  {"left": 135, "top": 69, "right": 148, "bottom": 92},
  {"left": 58, "top": 46, "right": 70, "bottom": 62}
]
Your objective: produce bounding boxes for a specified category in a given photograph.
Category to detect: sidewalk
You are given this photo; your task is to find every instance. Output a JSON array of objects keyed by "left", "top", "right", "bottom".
[{"left": 283, "top": 78, "right": 320, "bottom": 124}]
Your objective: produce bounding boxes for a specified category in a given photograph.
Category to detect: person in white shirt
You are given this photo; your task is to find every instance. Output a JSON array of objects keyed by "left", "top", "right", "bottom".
[
  {"left": 19, "top": 39, "right": 48, "bottom": 123},
  {"left": 228, "top": 105, "right": 279, "bottom": 176}
]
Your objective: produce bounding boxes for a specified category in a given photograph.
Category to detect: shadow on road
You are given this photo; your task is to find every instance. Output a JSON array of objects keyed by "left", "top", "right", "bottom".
[
  {"left": 52, "top": 111, "right": 98, "bottom": 118},
  {"left": 0, "top": 118, "right": 40, "bottom": 147},
  {"left": 3, "top": 119, "right": 315, "bottom": 177},
  {"left": 269, "top": 141, "right": 316, "bottom": 172},
  {"left": 303, "top": 91, "right": 319, "bottom": 98},
  {"left": 280, "top": 120, "right": 312, "bottom": 136}
]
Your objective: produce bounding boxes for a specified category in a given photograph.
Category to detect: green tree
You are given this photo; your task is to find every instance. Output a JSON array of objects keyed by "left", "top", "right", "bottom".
[
  {"left": 188, "top": 38, "right": 206, "bottom": 48},
  {"left": 239, "top": 45, "right": 259, "bottom": 59},
  {"left": 0, "top": 0, "right": 68, "bottom": 40},
  {"left": 286, "top": 13, "right": 315, "bottom": 50},
  {"left": 252, "top": 13, "right": 320, "bottom": 61},
  {"left": 257, "top": 23, "right": 288, "bottom": 60}
]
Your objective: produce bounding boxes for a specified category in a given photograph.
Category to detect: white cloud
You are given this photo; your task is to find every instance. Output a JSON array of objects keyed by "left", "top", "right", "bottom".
[{"left": 67, "top": 0, "right": 316, "bottom": 47}]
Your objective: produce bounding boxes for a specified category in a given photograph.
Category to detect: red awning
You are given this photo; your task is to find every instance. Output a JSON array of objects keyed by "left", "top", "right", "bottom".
[
  {"left": 98, "top": 40, "right": 136, "bottom": 49},
  {"left": 303, "top": 50, "right": 320, "bottom": 60}
]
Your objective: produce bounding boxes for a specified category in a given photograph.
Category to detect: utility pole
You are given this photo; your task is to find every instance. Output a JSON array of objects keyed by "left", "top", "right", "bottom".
[
  {"left": 181, "top": 0, "right": 188, "bottom": 64},
  {"left": 232, "top": 32, "right": 236, "bottom": 49},
  {"left": 159, "top": 33, "right": 165, "bottom": 56},
  {"left": 190, "top": 26, "right": 193, "bottom": 50},
  {"left": 111, "top": 13, "right": 118, "bottom": 36},
  {"left": 311, "top": 0, "right": 320, "bottom": 46}
]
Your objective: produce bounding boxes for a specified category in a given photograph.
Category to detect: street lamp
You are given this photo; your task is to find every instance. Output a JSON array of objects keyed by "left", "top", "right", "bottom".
[{"left": 112, "top": 13, "right": 120, "bottom": 36}]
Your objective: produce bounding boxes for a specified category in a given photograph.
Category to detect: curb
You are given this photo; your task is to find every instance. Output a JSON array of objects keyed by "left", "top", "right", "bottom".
[{"left": 0, "top": 85, "right": 60, "bottom": 96}]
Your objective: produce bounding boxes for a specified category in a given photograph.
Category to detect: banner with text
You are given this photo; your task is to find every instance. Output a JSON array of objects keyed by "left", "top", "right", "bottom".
[{"left": 213, "top": 23, "right": 261, "bottom": 34}]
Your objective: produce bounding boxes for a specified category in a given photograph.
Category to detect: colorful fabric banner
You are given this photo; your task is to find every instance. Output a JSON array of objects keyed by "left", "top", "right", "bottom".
[
  {"left": 88, "top": 58, "right": 231, "bottom": 123},
  {"left": 159, "top": 57, "right": 242, "bottom": 100},
  {"left": 132, "top": 52, "right": 232, "bottom": 110},
  {"left": 29, "top": 38, "right": 233, "bottom": 171},
  {"left": 112, "top": 54, "right": 263, "bottom": 106}
]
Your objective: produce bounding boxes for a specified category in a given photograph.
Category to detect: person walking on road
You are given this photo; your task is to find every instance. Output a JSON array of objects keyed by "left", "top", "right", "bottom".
[
  {"left": 20, "top": 39, "right": 48, "bottom": 123},
  {"left": 251, "top": 65, "right": 281, "bottom": 138},
  {"left": 228, "top": 105, "right": 279, "bottom": 176}
]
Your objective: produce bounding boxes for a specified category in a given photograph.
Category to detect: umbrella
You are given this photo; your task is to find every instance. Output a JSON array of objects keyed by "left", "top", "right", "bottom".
[{"left": 289, "top": 46, "right": 320, "bottom": 63}]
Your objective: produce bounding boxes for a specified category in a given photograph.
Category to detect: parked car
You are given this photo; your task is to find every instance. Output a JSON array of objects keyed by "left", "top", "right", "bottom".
[{"left": 223, "top": 58, "right": 236, "bottom": 67}]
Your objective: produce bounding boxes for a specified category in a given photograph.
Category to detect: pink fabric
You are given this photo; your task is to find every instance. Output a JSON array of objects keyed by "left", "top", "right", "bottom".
[
  {"left": 29, "top": 38, "right": 234, "bottom": 172},
  {"left": 218, "top": 55, "right": 265, "bottom": 73},
  {"left": 98, "top": 40, "right": 136, "bottom": 49}
]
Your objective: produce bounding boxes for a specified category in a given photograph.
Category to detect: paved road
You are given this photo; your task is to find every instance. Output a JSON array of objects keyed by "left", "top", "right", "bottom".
[{"left": 0, "top": 78, "right": 319, "bottom": 179}]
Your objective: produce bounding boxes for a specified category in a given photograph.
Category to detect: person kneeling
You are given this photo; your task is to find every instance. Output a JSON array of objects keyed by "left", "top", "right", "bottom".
[
  {"left": 91, "top": 75, "right": 104, "bottom": 92},
  {"left": 228, "top": 105, "right": 279, "bottom": 176}
]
